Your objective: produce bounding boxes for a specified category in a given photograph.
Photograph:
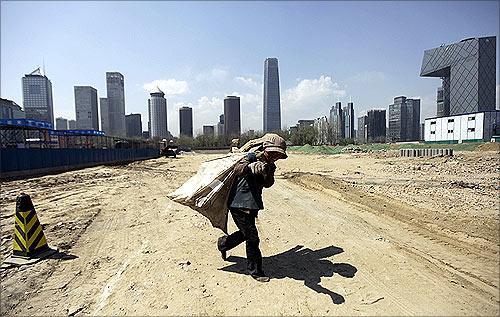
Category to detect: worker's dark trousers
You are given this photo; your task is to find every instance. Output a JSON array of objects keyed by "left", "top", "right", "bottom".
[{"left": 219, "top": 208, "right": 263, "bottom": 275}]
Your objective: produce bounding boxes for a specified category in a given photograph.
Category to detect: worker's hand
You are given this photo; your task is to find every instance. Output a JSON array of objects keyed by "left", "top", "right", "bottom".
[{"left": 248, "top": 161, "right": 266, "bottom": 175}]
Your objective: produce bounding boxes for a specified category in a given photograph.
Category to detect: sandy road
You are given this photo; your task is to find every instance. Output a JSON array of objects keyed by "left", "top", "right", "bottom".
[{"left": 0, "top": 152, "right": 498, "bottom": 315}]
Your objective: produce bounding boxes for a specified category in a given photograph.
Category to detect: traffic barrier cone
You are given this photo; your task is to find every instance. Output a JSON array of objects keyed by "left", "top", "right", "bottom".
[{"left": 3, "top": 193, "right": 56, "bottom": 266}]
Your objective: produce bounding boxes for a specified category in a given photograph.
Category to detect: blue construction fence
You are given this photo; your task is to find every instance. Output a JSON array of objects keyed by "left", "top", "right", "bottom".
[{"left": 0, "top": 148, "right": 160, "bottom": 179}]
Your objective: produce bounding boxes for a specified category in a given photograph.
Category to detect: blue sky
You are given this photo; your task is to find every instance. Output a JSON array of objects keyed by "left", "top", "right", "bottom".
[{"left": 1, "top": 1, "right": 498, "bottom": 135}]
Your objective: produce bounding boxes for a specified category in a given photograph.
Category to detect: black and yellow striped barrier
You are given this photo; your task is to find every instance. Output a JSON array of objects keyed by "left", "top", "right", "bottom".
[{"left": 12, "top": 194, "right": 50, "bottom": 258}]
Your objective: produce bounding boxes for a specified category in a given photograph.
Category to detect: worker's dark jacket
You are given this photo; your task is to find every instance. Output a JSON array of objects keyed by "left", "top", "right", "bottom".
[{"left": 228, "top": 152, "right": 275, "bottom": 211}]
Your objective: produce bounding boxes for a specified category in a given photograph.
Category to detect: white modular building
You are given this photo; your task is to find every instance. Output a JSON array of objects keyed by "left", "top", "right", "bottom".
[{"left": 424, "top": 111, "right": 500, "bottom": 143}]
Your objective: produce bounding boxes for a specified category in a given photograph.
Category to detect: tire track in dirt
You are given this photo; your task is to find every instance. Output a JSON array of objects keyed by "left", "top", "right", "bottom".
[{"left": 282, "top": 172, "right": 499, "bottom": 314}]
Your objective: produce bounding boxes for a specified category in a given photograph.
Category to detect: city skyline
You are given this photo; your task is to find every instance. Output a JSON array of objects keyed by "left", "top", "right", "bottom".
[{"left": 1, "top": 1, "right": 499, "bottom": 136}]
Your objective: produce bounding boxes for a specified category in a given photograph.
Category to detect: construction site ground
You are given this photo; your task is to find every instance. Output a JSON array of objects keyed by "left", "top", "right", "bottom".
[{"left": 0, "top": 148, "right": 499, "bottom": 316}]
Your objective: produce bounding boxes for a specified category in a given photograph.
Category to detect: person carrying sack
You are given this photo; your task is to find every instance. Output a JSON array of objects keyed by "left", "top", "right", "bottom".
[{"left": 217, "top": 134, "right": 287, "bottom": 282}]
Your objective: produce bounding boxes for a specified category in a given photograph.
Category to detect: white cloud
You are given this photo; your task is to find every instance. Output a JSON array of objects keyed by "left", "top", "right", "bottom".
[
  {"left": 282, "top": 75, "right": 346, "bottom": 127},
  {"left": 195, "top": 68, "right": 229, "bottom": 83},
  {"left": 143, "top": 79, "right": 189, "bottom": 96},
  {"left": 234, "top": 76, "right": 261, "bottom": 92}
]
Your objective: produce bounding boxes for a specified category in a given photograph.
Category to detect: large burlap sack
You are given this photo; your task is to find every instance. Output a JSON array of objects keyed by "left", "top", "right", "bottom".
[{"left": 167, "top": 153, "right": 246, "bottom": 233}]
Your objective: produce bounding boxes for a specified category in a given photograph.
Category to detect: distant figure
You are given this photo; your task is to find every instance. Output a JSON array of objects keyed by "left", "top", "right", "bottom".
[{"left": 217, "top": 134, "right": 287, "bottom": 282}]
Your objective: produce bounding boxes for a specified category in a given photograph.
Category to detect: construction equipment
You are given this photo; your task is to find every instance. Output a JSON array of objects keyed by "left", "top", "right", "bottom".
[{"left": 160, "top": 139, "right": 178, "bottom": 158}]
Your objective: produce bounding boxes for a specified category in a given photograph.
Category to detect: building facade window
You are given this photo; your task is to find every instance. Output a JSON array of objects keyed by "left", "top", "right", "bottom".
[
  {"left": 468, "top": 116, "right": 475, "bottom": 121},
  {"left": 467, "top": 128, "right": 475, "bottom": 132}
]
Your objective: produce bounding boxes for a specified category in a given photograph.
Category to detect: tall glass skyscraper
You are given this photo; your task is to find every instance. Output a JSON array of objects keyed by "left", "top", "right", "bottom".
[
  {"left": 224, "top": 96, "right": 241, "bottom": 137},
  {"left": 148, "top": 87, "right": 168, "bottom": 139},
  {"left": 367, "top": 109, "right": 387, "bottom": 143},
  {"left": 74, "top": 86, "right": 99, "bottom": 130},
  {"left": 263, "top": 58, "right": 281, "bottom": 132},
  {"left": 329, "top": 102, "right": 343, "bottom": 142},
  {"left": 179, "top": 106, "right": 193, "bottom": 138},
  {"left": 106, "top": 72, "right": 126, "bottom": 136},
  {"left": 22, "top": 67, "right": 54, "bottom": 125},
  {"left": 343, "top": 102, "right": 355, "bottom": 139}
]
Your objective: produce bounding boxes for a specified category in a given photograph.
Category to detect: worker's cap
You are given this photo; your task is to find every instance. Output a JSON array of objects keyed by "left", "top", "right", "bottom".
[{"left": 262, "top": 134, "right": 287, "bottom": 159}]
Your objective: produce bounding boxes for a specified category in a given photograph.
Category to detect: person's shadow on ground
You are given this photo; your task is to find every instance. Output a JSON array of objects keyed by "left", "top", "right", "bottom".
[{"left": 219, "top": 245, "right": 357, "bottom": 304}]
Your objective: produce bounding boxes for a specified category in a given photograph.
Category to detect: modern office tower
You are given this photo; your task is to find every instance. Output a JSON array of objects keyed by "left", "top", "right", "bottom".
[
  {"left": 179, "top": 106, "right": 193, "bottom": 138},
  {"left": 263, "top": 57, "right": 281, "bottom": 132},
  {"left": 22, "top": 67, "right": 54, "bottom": 125},
  {"left": 420, "top": 36, "right": 496, "bottom": 116},
  {"left": 343, "top": 102, "right": 355, "bottom": 139},
  {"left": 68, "top": 120, "right": 76, "bottom": 129},
  {"left": 203, "top": 125, "right": 215, "bottom": 136},
  {"left": 148, "top": 87, "right": 168, "bottom": 139},
  {"left": 0, "top": 98, "right": 24, "bottom": 119},
  {"left": 125, "top": 113, "right": 142, "bottom": 138},
  {"left": 106, "top": 72, "right": 126, "bottom": 136},
  {"left": 224, "top": 96, "right": 241, "bottom": 137},
  {"left": 100, "top": 98, "right": 109, "bottom": 134},
  {"left": 357, "top": 116, "right": 367, "bottom": 143},
  {"left": 329, "top": 102, "right": 344, "bottom": 143},
  {"left": 366, "top": 109, "right": 386, "bottom": 143},
  {"left": 314, "top": 116, "right": 329, "bottom": 145},
  {"left": 388, "top": 96, "right": 421, "bottom": 142},
  {"left": 216, "top": 114, "right": 224, "bottom": 136},
  {"left": 74, "top": 86, "right": 99, "bottom": 130},
  {"left": 55, "top": 117, "right": 68, "bottom": 130}
]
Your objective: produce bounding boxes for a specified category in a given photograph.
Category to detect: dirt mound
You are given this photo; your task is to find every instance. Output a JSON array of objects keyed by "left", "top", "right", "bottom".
[{"left": 475, "top": 142, "right": 500, "bottom": 152}]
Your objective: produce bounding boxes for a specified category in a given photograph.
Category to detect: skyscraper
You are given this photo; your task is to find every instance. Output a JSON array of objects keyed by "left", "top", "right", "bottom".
[
  {"left": 224, "top": 96, "right": 241, "bottom": 137},
  {"left": 216, "top": 114, "right": 224, "bottom": 136},
  {"left": 55, "top": 117, "right": 68, "bottom": 130},
  {"left": 148, "top": 87, "right": 168, "bottom": 139},
  {"left": 357, "top": 116, "right": 367, "bottom": 143},
  {"left": 329, "top": 102, "right": 344, "bottom": 143},
  {"left": 388, "top": 96, "right": 421, "bottom": 142},
  {"left": 366, "top": 109, "right": 386, "bottom": 143},
  {"left": 125, "top": 113, "right": 142, "bottom": 138},
  {"left": 343, "top": 102, "right": 355, "bottom": 139},
  {"left": 100, "top": 98, "right": 109, "bottom": 134},
  {"left": 179, "top": 106, "right": 193, "bottom": 138},
  {"left": 106, "top": 72, "right": 126, "bottom": 136},
  {"left": 22, "top": 67, "right": 54, "bottom": 125},
  {"left": 263, "top": 57, "right": 281, "bottom": 132},
  {"left": 74, "top": 86, "right": 99, "bottom": 130},
  {"left": 420, "top": 36, "right": 496, "bottom": 116}
]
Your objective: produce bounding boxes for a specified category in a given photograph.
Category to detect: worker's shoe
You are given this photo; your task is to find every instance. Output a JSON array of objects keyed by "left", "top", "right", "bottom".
[
  {"left": 217, "top": 236, "right": 227, "bottom": 261},
  {"left": 251, "top": 273, "right": 270, "bottom": 283}
]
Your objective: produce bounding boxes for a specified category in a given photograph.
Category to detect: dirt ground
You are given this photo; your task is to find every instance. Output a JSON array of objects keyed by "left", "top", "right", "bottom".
[{"left": 0, "top": 149, "right": 498, "bottom": 316}]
